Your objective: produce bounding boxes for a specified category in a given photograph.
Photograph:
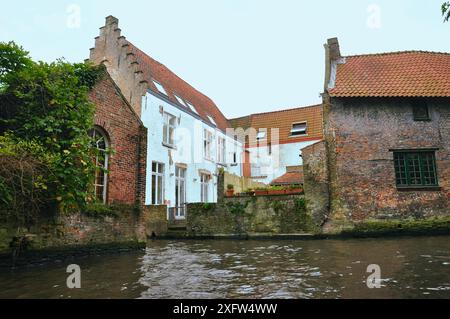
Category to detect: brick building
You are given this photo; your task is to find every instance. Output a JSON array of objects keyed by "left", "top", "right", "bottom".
[
  {"left": 304, "top": 38, "right": 450, "bottom": 231},
  {"left": 89, "top": 69, "right": 147, "bottom": 206}
]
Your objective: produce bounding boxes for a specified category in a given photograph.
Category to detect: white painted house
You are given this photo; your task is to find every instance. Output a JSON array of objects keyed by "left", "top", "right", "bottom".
[
  {"left": 140, "top": 88, "right": 242, "bottom": 219},
  {"left": 89, "top": 16, "right": 243, "bottom": 220}
]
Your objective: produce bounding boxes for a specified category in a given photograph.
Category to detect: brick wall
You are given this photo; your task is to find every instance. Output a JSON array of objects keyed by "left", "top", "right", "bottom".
[
  {"left": 324, "top": 97, "right": 449, "bottom": 223},
  {"left": 302, "top": 141, "right": 330, "bottom": 226},
  {"left": 89, "top": 71, "right": 147, "bottom": 206}
]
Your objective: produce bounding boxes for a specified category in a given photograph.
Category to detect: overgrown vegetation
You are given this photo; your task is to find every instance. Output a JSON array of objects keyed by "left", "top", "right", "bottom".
[
  {"left": 443, "top": 2, "right": 450, "bottom": 22},
  {"left": 0, "top": 41, "right": 103, "bottom": 226}
]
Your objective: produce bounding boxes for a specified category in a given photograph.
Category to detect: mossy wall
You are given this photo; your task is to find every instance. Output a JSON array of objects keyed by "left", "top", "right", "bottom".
[
  {"left": 186, "top": 195, "right": 317, "bottom": 236},
  {"left": 0, "top": 204, "right": 167, "bottom": 255}
]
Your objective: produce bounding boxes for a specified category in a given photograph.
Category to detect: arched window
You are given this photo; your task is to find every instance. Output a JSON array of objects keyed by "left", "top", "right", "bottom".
[{"left": 89, "top": 127, "right": 109, "bottom": 203}]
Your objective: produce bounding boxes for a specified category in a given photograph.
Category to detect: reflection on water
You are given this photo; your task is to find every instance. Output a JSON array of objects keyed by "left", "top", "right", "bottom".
[{"left": 0, "top": 236, "right": 449, "bottom": 299}]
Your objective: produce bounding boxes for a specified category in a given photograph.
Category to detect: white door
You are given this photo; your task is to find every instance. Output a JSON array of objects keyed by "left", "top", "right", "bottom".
[{"left": 175, "top": 167, "right": 187, "bottom": 220}]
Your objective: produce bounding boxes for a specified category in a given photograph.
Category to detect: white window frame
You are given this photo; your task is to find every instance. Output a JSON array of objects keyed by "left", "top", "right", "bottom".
[
  {"left": 90, "top": 127, "right": 109, "bottom": 204},
  {"left": 163, "top": 112, "right": 177, "bottom": 147},
  {"left": 175, "top": 166, "right": 187, "bottom": 219},
  {"left": 203, "top": 129, "right": 213, "bottom": 160},
  {"left": 217, "top": 137, "right": 226, "bottom": 164},
  {"left": 200, "top": 173, "right": 210, "bottom": 203},
  {"left": 151, "top": 162, "right": 165, "bottom": 205},
  {"left": 291, "top": 122, "right": 308, "bottom": 136}
]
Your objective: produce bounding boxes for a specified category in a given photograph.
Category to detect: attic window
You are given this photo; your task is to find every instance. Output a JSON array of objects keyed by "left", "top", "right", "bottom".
[
  {"left": 291, "top": 122, "right": 307, "bottom": 136},
  {"left": 152, "top": 80, "right": 167, "bottom": 96},
  {"left": 187, "top": 102, "right": 199, "bottom": 115},
  {"left": 207, "top": 116, "right": 217, "bottom": 126},
  {"left": 174, "top": 94, "right": 187, "bottom": 107},
  {"left": 257, "top": 131, "right": 267, "bottom": 140},
  {"left": 412, "top": 100, "right": 430, "bottom": 121}
]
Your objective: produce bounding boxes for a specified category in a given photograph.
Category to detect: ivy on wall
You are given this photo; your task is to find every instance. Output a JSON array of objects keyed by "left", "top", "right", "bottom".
[{"left": 0, "top": 41, "right": 103, "bottom": 225}]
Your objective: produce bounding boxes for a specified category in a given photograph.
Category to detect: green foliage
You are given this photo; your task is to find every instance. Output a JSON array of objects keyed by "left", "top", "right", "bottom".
[
  {"left": 0, "top": 41, "right": 103, "bottom": 220},
  {"left": 443, "top": 2, "right": 450, "bottom": 22},
  {"left": 227, "top": 184, "right": 234, "bottom": 190},
  {"left": 226, "top": 201, "right": 250, "bottom": 215},
  {"left": 0, "top": 41, "right": 33, "bottom": 89}
]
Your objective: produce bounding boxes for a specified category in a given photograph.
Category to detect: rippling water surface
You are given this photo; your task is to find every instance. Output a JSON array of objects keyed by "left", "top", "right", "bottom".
[{"left": 0, "top": 236, "right": 449, "bottom": 299}]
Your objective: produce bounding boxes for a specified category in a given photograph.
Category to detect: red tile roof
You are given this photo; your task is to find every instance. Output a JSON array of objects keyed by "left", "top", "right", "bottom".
[
  {"left": 271, "top": 170, "right": 304, "bottom": 186},
  {"left": 328, "top": 51, "right": 450, "bottom": 97},
  {"left": 230, "top": 105, "right": 323, "bottom": 146},
  {"left": 127, "top": 42, "right": 229, "bottom": 131}
]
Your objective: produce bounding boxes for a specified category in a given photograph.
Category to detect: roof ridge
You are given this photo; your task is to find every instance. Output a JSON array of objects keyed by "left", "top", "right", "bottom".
[
  {"left": 230, "top": 104, "right": 322, "bottom": 120},
  {"left": 128, "top": 41, "right": 226, "bottom": 114},
  {"left": 345, "top": 50, "right": 450, "bottom": 58}
]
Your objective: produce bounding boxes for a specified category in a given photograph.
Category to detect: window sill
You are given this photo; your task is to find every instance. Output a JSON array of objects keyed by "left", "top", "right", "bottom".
[
  {"left": 162, "top": 143, "right": 177, "bottom": 150},
  {"left": 413, "top": 118, "right": 431, "bottom": 122},
  {"left": 397, "top": 186, "right": 441, "bottom": 192},
  {"left": 289, "top": 134, "right": 308, "bottom": 138}
]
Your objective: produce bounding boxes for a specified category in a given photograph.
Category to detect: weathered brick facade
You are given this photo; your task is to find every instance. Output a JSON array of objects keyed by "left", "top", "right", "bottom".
[
  {"left": 302, "top": 38, "right": 450, "bottom": 232},
  {"left": 323, "top": 97, "right": 449, "bottom": 225},
  {"left": 89, "top": 71, "right": 147, "bottom": 206}
]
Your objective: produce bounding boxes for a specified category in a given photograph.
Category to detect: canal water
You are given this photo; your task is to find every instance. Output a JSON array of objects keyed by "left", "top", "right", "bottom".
[{"left": 0, "top": 236, "right": 449, "bottom": 299}]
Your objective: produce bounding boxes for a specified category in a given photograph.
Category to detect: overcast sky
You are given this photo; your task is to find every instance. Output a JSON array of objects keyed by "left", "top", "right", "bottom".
[{"left": 1, "top": 0, "right": 448, "bottom": 118}]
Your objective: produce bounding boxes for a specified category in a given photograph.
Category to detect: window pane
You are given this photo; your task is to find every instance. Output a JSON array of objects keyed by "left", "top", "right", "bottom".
[
  {"left": 151, "top": 175, "right": 156, "bottom": 205},
  {"left": 394, "top": 151, "right": 438, "bottom": 187},
  {"left": 291, "top": 123, "right": 307, "bottom": 135},
  {"left": 157, "top": 175, "right": 163, "bottom": 204},
  {"left": 407, "top": 154, "right": 422, "bottom": 185},
  {"left": 163, "top": 123, "right": 168, "bottom": 144}
]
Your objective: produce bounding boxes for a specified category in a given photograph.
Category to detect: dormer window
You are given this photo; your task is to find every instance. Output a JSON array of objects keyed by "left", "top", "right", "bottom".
[
  {"left": 291, "top": 122, "right": 307, "bottom": 136},
  {"left": 186, "top": 102, "right": 200, "bottom": 115},
  {"left": 152, "top": 80, "right": 167, "bottom": 96},
  {"left": 413, "top": 100, "right": 430, "bottom": 121},
  {"left": 174, "top": 94, "right": 187, "bottom": 107},
  {"left": 207, "top": 116, "right": 217, "bottom": 126}
]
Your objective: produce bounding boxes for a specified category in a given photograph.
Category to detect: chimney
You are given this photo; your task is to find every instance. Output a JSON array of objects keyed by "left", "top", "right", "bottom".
[
  {"left": 327, "top": 38, "right": 341, "bottom": 61},
  {"left": 323, "top": 37, "right": 343, "bottom": 92}
]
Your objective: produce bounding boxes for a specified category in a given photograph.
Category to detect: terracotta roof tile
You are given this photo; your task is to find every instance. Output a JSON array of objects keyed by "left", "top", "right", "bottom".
[
  {"left": 127, "top": 42, "right": 229, "bottom": 131},
  {"left": 230, "top": 105, "right": 323, "bottom": 145},
  {"left": 271, "top": 170, "right": 304, "bottom": 185},
  {"left": 329, "top": 51, "right": 450, "bottom": 97}
]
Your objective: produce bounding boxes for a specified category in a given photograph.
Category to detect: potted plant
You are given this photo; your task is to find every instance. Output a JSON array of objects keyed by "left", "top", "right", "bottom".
[
  {"left": 226, "top": 184, "right": 235, "bottom": 197},
  {"left": 285, "top": 184, "right": 304, "bottom": 195},
  {"left": 254, "top": 187, "right": 269, "bottom": 196},
  {"left": 268, "top": 186, "right": 287, "bottom": 196},
  {"left": 246, "top": 189, "right": 255, "bottom": 196}
]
